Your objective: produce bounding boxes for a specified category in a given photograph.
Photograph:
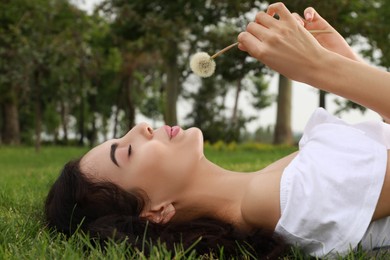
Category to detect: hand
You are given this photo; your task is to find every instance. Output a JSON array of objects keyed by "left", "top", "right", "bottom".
[
  {"left": 293, "top": 7, "right": 361, "bottom": 62},
  {"left": 238, "top": 2, "right": 327, "bottom": 83}
]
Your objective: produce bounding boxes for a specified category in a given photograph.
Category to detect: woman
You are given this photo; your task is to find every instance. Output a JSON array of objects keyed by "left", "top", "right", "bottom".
[{"left": 45, "top": 3, "right": 390, "bottom": 259}]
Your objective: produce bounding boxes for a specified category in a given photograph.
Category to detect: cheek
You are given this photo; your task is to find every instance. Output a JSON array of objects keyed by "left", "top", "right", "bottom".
[
  {"left": 125, "top": 137, "right": 202, "bottom": 195},
  {"left": 129, "top": 142, "right": 167, "bottom": 182}
]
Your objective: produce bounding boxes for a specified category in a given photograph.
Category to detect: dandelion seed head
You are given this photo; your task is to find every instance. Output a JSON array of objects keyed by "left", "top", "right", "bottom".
[{"left": 190, "top": 52, "right": 216, "bottom": 78}]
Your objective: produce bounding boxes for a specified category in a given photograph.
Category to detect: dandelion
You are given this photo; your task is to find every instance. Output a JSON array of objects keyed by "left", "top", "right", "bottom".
[
  {"left": 190, "top": 52, "right": 216, "bottom": 78},
  {"left": 190, "top": 42, "right": 238, "bottom": 78}
]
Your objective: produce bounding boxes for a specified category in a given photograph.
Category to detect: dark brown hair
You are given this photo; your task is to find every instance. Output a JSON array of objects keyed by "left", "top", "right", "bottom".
[{"left": 45, "top": 159, "right": 286, "bottom": 258}]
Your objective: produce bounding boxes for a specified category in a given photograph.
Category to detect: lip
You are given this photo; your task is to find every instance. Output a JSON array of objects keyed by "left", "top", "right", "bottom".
[
  {"left": 171, "top": 126, "right": 181, "bottom": 138},
  {"left": 164, "top": 125, "right": 181, "bottom": 139}
]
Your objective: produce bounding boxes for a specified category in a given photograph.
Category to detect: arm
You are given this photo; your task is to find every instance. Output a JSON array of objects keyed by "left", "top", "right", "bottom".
[
  {"left": 238, "top": 3, "right": 390, "bottom": 119},
  {"left": 309, "top": 49, "right": 390, "bottom": 121}
]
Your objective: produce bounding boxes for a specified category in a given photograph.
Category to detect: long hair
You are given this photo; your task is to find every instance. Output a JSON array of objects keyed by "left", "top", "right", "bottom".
[{"left": 44, "top": 159, "right": 286, "bottom": 258}]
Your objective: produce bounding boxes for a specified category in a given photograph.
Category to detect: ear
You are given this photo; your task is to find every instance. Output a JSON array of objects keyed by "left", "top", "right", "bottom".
[{"left": 140, "top": 203, "right": 176, "bottom": 224}]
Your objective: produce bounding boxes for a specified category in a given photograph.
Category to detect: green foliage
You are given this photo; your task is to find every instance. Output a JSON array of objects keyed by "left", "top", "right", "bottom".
[
  {"left": 184, "top": 77, "right": 240, "bottom": 143},
  {"left": 251, "top": 76, "right": 274, "bottom": 110},
  {"left": 352, "top": 0, "right": 390, "bottom": 69}
]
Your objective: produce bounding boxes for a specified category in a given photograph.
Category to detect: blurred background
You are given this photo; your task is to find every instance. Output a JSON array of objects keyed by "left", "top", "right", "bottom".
[{"left": 1, "top": 0, "right": 389, "bottom": 150}]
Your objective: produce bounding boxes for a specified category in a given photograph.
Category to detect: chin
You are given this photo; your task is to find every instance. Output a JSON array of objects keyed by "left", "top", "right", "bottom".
[
  {"left": 186, "top": 127, "right": 204, "bottom": 152},
  {"left": 187, "top": 127, "right": 203, "bottom": 140}
]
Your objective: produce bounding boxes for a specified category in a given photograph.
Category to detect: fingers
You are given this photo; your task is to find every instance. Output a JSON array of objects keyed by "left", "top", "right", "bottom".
[
  {"left": 246, "top": 21, "right": 270, "bottom": 42},
  {"left": 237, "top": 32, "right": 264, "bottom": 58},
  {"left": 292, "top": 12, "right": 305, "bottom": 27},
  {"left": 238, "top": 2, "right": 300, "bottom": 59},
  {"left": 255, "top": 11, "right": 276, "bottom": 28},
  {"left": 255, "top": 3, "right": 307, "bottom": 32},
  {"left": 266, "top": 2, "right": 295, "bottom": 22},
  {"left": 238, "top": 7, "right": 276, "bottom": 57}
]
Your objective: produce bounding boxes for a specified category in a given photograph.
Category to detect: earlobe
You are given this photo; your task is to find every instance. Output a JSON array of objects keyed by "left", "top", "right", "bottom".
[
  {"left": 140, "top": 203, "right": 176, "bottom": 224},
  {"left": 161, "top": 203, "right": 176, "bottom": 224},
  {"left": 140, "top": 211, "right": 161, "bottom": 223}
]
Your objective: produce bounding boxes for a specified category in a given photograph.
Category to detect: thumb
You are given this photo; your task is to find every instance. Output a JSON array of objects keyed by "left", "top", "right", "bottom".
[
  {"left": 304, "top": 7, "right": 333, "bottom": 29},
  {"left": 303, "top": 7, "right": 316, "bottom": 22}
]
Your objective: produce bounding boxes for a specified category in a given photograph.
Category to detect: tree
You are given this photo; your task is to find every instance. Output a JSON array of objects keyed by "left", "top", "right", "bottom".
[
  {"left": 0, "top": 0, "right": 27, "bottom": 145},
  {"left": 0, "top": 0, "right": 99, "bottom": 148},
  {"left": 25, "top": 1, "right": 91, "bottom": 150},
  {"left": 273, "top": 74, "right": 293, "bottom": 145}
]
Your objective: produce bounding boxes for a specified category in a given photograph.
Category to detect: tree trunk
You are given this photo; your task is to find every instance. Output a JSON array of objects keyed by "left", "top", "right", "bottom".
[
  {"left": 59, "top": 98, "right": 69, "bottom": 144},
  {"left": 112, "top": 78, "right": 125, "bottom": 139},
  {"left": 34, "top": 95, "right": 42, "bottom": 152},
  {"left": 33, "top": 70, "right": 42, "bottom": 152},
  {"left": 88, "top": 113, "right": 97, "bottom": 148},
  {"left": 319, "top": 90, "right": 327, "bottom": 109},
  {"left": 1, "top": 94, "right": 20, "bottom": 145},
  {"left": 273, "top": 74, "right": 293, "bottom": 145},
  {"left": 86, "top": 78, "right": 98, "bottom": 147},
  {"left": 113, "top": 105, "right": 119, "bottom": 138},
  {"left": 88, "top": 96, "right": 98, "bottom": 148},
  {"left": 125, "top": 75, "right": 136, "bottom": 129},
  {"left": 0, "top": 106, "right": 2, "bottom": 144},
  {"left": 163, "top": 42, "right": 179, "bottom": 126},
  {"left": 231, "top": 79, "right": 242, "bottom": 126},
  {"left": 77, "top": 66, "right": 85, "bottom": 146}
]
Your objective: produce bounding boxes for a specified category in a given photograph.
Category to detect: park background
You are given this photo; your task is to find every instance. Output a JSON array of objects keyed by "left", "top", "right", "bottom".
[
  {"left": 1, "top": 0, "right": 389, "bottom": 149},
  {"left": 1, "top": 1, "right": 390, "bottom": 259}
]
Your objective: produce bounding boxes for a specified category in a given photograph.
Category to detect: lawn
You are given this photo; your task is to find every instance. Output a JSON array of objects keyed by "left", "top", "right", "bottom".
[{"left": 0, "top": 144, "right": 388, "bottom": 259}]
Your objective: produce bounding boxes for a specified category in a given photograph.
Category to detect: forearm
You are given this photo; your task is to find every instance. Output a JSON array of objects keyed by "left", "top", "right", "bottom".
[{"left": 307, "top": 50, "right": 390, "bottom": 119}]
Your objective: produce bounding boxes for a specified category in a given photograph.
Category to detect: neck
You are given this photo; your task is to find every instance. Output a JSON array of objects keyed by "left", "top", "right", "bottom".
[{"left": 172, "top": 156, "right": 255, "bottom": 231}]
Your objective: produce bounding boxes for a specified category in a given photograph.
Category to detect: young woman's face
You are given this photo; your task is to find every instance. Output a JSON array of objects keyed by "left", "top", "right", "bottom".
[{"left": 80, "top": 123, "right": 204, "bottom": 204}]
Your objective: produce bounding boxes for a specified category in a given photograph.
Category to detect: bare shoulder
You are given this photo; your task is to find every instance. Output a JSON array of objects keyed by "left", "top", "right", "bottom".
[
  {"left": 240, "top": 152, "right": 298, "bottom": 230},
  {"left": 261, "top": 151, "right": 298, "bottom": 172}
]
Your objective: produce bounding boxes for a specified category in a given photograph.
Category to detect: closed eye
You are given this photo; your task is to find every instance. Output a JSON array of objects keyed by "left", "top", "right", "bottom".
[{"left": 128, "top": 144, "right": 132, "bottom": 157}]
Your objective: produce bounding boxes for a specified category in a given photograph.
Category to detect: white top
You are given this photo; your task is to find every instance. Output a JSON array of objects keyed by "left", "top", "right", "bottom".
[{"left": 274, "top": 108, "right": 390, "bottom": 258}]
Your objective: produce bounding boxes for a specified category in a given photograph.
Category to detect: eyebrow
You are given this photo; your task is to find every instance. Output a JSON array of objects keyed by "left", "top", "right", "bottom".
[{"left": 110, "top": 143, "right": 119, "bottom": 167}]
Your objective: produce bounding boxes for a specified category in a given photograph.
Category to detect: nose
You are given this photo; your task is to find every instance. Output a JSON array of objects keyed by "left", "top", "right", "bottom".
[
  {"left": 121, "top": 122, "right": 153, "bottom": 142},
  {"left": 136, "top": 122, "right": 154, "bottom": 139}
]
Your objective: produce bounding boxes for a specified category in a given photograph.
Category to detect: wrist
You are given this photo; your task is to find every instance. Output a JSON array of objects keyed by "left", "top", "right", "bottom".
[
  {"left": 303, "top": 48, "right": 336, "bottom": 87},
  {"left": 304, "top": 49, "right": 368, "bottom": 99}
]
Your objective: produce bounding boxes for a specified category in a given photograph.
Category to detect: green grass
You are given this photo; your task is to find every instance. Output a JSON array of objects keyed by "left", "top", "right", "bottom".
[{"left": 0, "top": 144, "right": 388, "bottom": 259}]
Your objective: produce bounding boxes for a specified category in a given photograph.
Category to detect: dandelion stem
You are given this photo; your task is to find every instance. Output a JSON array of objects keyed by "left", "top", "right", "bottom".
[
  {"left": 308, "top": 29, "right": 333, "bottom": 34},
  {"left": 210, "top": 29, "right": 333, "bottom": 59},
  {"left": 210, "top": 42, "right": 239, "bottom": 59}
]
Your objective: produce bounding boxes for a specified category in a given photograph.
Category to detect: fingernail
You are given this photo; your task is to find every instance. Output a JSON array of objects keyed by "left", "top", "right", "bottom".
[{"left": 305, "top": 12, "right": 312, "bottom": 21}]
